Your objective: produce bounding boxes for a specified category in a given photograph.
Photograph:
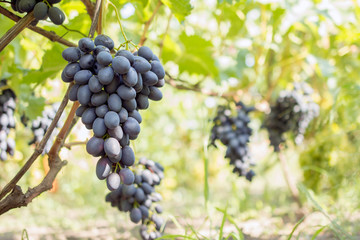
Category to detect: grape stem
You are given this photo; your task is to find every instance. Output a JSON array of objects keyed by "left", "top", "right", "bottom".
[
  {"left": 139, "top": 0, "right": 162, "bottom": 46},
  {"left": 107, "top": 0, "right": 129, "bottom": 50},
  {"left": 0, "top": 6, "right": 76, "bottom": 47},
  {"left": 63, "top": 141, "right": 87, "bottom": 149}
]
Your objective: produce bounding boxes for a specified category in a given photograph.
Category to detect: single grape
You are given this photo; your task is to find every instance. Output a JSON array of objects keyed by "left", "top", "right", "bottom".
[
  {"left": 48, "top": 7, "right": 65, "bottom": 25},
  {"left": 93, "top": 118, "right": 107, "bottom": 137},
  {"left": 106, "top": 173, "right": 121, "bottom": 191},
  {"left": 142, "top": 71, "right": 158, "bottom": 86},
  {"left": 86, "top": 136, "right": 104, "bottom": 156},
  {"left": 97, "top": 51, "right": 113, "bottom": 66},
  {"left": 74, "top": 70, "right": 92, "bottom": 84},
  {"left": 123, "top": 67, "right": 138, "bottom": 87},
  {"left": 94, "top": 34, "right": 115, "bottom": 50},
  {"left": 120, "top": 168, "right": 135, "bottom": 185},
  {"left": 96, "top": 157, "right": 112, "bottom": 180},
  {"left": 112, "top": 56, "right": 131, "bottom": 74},
  {"left": 98, "top": 67, "right": 114, "bottom": 85},
  {"left": 104, "top": 111, "right": 120, "bottom": 129},
  {"left": 148, "top": 87, "right": 163, "bottom": 101},
  {"left": 95, "top": 104, "right": 108, "bottom": 118},
  {"left": 104, "top": 137, "right": 121, "bottom": 158},
  {"left": 117, "top": 85, "right": 136, "bottom": 101},
  {"left": 88, "top": 75, "right": 103, "bottom": 93},
  {"left": 77, "top": 84, "right": 92, "bottom": 105},
  {"left": 78, "top": 37, "right": 95, "bottom": 53},
  {"left": 133, "top": 56, "right": 151, "bottom": 73},
  {"left": 62, "top": 47, "right": 80, "bottom": 62}
]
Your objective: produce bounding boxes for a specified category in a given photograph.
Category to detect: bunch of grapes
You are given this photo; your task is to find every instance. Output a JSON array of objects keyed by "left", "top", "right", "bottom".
[
  {"left": 11, "top": 0, "right": 65, "bottom": 25},
  {"left": 105, "top": 158, "right": 165, "bottom": 240},
  {"left": 210, "top": 102, "right": 255, "bottom": 181},
  {"left": 60, "top": 34, "right": 164, "bottom": 191},
  {"left": 263, "top": 82, "right": 319, "bottom": 152},
  {"left": 0, "top": 80, "right": 16, "bottom": 161},
  {"left": 27, "top": 103, "right": 62, "bottom": 154}
]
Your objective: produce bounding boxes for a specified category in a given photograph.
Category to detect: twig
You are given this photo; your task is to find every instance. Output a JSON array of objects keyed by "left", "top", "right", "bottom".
[
  {"left": 0, "top": 156, "right": 67, "bottom": 215},
  {"left": 158, "top": 13, "right": 172, "bottom": 58},
  {"left": 165, "top": 72, "right": 234, "bottom": 99},
  {"left": 139, "top": 0, "right": 162, "bottom": 46},
  {"left": 60, "top": 25, "right": 87, "bottom": 37},
  {"left": 64, "top": 141, "right": 87, "bottom": 149},
  {"left": 0, "top": 0, "right": 102, "bottom": 214},
  {"left": 278, "top": 151, "right": 303, "bottom": 208},
  {"left": 0, "top": 6, "right": 76, "bottom": 48},
  {"left": 0, "top": 11, "right": 35, "bottom": 52},
  {"left": 0, "top": 83, "right": 73, "bottom": 201},
  {"left": 88, "top": 0, "right": 102, "bottom": 38},
  {"left": 48, "top": 102, "right": 80, "bottom": 158}
]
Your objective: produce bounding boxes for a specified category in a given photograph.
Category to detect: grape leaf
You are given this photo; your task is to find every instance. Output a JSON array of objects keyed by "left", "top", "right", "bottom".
[
  {"left": 17, "top": 84, "right": 45, "bottom": 120},
  {"left": 161, "top": 0, "right": 193, "bottom": 22},
  {"left": 23, "top": 44, "right": 66, "bottom": 84},
  {"left": 178, "top": 33, "right": 218, "bottom": 77}
]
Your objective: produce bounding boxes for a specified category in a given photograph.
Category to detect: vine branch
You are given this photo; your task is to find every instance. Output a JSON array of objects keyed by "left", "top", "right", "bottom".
[
  {"left": 165, "top": 72, "right": 234, "bottom": 99},
  {"left": 0, "top": 0, "right": 102, "bottom": 215},
  {"left": 0, "top": 11, "right": 35, "bottom": 52},
  {"left": 0, "top": 6, "right": 76, "bottom": 48},
  {"left": 139, "top": 0, "right": 162, "bottom": 46},
  {"left": 0, "top": 82, "right": 73, "bottom": 201},
  {"left": 88, "top": 0, "right": 102, "bottom": 38}
]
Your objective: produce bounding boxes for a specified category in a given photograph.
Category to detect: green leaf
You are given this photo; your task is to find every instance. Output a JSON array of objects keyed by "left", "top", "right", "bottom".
[
  {"left": 17, "top": 84, "right": 45, "bottom": 120},
  {"left": 23, "top": 44, "right": 66, "bottom": 85},
  {"left": 161, "top": 0, "right": 193, "bottom": 22},
  {"left": 178, "top": 33, "right": 218, "bottom": 77}
]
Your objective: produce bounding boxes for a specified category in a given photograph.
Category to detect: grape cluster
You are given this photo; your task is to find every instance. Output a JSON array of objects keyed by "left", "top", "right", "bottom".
[
  {"left": 210, "top": 102, "right": 255, "bottom": 181},
  {"left": 0, "top": 80, "right": 16, "bottom": 161},
  {"left": 11, "top": 0, "right": 65, "bottom": 25},
  {"left": 105, "top": 158, "right": 165, "bottom": 240},
  {"left": 60, "top": 35, "right": 164, "bottom": 190},
  {"left": 263, "top": 83, "right": 319, "bottom": 152},
  {"left": 28, "top": 103, "right": 61, "bottom": 154}
]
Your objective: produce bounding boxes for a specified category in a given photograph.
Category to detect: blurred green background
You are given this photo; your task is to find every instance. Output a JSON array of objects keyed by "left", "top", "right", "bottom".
[{"left": 0, "top": 0, "right": 360, "bottom": 239}]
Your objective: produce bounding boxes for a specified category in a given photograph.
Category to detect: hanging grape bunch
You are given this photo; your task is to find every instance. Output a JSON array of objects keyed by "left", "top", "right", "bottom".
[
  {"left": 11, "top": 0, "right": 65, "bottom": 25},
  {"left": 27, "top": 103, "right": 62, "bottom": 154},
  {"left": 210, "top": 102, "right": 255, "bottom": 181},
  {"left": 0, "top": 80, "right": 16, "bottom": 161},
  {"left": 105, "top": 158, "right": 165, "bottom": 240},
  {"left": 60, "top": 34, "right": 165, "bottom": 191},
  {"left": 263, "top": 82, "right": 319, "bottom": 152}
]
